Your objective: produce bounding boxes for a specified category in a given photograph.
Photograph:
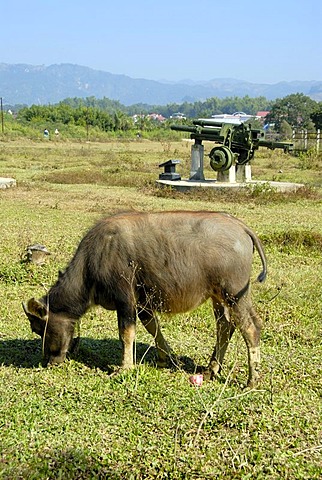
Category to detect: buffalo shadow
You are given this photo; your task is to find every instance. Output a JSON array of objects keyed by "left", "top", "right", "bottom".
[{"left": 0, "top": 336, "right": 199, "bottom": 374}]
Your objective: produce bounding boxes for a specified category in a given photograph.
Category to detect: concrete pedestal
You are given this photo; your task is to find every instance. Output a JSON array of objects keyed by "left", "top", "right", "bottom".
[
  {"left": 217, "top": 165, "right": 236, "bottom": 183},
  {"left": 236, "top": 164, "right": 252, "bottom": 182},
  {"left": 189, "top": 144, "right": 205, "bottom": 181}
]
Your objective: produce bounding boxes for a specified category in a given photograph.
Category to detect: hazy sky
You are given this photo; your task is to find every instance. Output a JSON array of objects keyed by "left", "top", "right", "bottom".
[{"left": 1, "top": 0, "right": 320, "bottom": 84}]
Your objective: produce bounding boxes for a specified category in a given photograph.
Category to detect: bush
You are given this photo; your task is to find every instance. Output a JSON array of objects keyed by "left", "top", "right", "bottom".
[{"left": 298, "top": 148, "right": 322, "bottom": 170}]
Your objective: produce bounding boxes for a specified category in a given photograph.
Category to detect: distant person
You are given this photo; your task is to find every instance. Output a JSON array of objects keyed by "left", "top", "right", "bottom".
[
  {"left": 55, "top": 128, "right": 59, "bottom": 136},
  {"left": 44, "top": 128, "right": 49, "bottom": 138}
]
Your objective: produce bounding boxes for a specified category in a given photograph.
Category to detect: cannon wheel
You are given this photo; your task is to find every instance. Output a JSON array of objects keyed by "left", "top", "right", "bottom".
[{"left": 209, "top": 146, "right": 233, "bottom": 172}]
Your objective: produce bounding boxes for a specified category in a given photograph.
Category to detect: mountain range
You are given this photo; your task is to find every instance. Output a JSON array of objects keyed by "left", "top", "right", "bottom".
[{"left": 1, "top": 63, "right": 322, "bottom": 106}]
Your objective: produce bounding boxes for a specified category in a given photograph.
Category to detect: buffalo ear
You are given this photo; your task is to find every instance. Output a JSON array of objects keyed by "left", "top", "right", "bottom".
[
  {"left": 22, "top": 298, "right": 48, "bottom": 337},
  {"left": 24, "top": 298, "right": 48, "bottom": 319}
]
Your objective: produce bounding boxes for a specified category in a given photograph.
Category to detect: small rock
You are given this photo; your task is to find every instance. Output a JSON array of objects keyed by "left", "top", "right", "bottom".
[
  {"left": 26, "top": 244, "right": 51, "bottom": 265},
  {"left": 189, "top": 374, "right": 203, "bottom": 386}
]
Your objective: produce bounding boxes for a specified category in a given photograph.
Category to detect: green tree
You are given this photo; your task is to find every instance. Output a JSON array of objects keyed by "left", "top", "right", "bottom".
[
  {"left": 311, "top": 102, "right": 322, "bottom": 130},
  {"left": 113, "top": 111, "right": 132, "bottom": 131},
  {"left": 267, "top": 93, "right": 317, "bottom": 130},
  {"left": 279, "top": 119, "right": 293, "bottom": 140}
]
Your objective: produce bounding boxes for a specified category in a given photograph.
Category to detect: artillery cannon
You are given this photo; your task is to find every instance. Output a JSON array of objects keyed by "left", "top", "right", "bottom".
[{"left": 170, "top": 119, "right": 293, "bottom": 182}]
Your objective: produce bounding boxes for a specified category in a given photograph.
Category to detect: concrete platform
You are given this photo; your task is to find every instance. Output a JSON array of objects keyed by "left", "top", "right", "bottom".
[
  {"left": 157, "top": 178, "right": 304, "bottom": 193},
  {"left": 0, "top": 177, "right": 16, "bottom": 189}
]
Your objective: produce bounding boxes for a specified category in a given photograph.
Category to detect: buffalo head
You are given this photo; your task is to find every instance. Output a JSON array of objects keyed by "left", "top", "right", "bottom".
[{"left": 22, "top": 298, "right": 76, "bottom": 366}]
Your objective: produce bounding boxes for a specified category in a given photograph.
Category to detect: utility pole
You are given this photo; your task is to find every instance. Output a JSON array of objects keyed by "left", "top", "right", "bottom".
[{"left": 0, "top": 97, "right": 4, "bottom": 134}]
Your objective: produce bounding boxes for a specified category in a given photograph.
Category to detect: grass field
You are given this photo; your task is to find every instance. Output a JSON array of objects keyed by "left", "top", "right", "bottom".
[{"left": 0, "top": 137, "right": 321, "bottom": 479}]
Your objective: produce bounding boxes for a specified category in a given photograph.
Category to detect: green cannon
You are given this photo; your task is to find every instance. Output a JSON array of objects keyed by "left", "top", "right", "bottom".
[{"left": 171, "top": 119, "right": 293, "bottom": 173}]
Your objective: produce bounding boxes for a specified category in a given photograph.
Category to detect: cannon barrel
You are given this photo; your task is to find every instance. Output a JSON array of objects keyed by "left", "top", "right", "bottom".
[
  {"left": 258, "top": 139, "right": 293, "bottom": 152},
  {"left": 193, "top": 119, "right": 227, "bottom": 127},
  {"left": 170, "top": 125, "right": 198, "bottom": 133},
  {"left": 170, "top": 124, "right": 222, "bottom": 135}
]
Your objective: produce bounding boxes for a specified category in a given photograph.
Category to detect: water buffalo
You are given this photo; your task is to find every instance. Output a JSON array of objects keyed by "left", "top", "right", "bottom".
[{"left": 23, "top": 210, "right": 267, "bottom": 387}]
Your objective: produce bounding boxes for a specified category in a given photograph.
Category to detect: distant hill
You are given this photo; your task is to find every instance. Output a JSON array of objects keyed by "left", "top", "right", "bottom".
[{"left": 1, "top": 63, "right": 321, "bottom": 106}]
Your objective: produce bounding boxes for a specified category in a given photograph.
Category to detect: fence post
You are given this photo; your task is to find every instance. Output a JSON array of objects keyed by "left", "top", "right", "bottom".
[{"left": 317, "top": 129, "right": 320, "bottom": 153}]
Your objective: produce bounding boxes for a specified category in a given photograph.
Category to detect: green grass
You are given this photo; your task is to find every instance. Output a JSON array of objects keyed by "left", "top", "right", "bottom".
[{"left": 0, "top": 137, "right": 321, "bottom": 478}]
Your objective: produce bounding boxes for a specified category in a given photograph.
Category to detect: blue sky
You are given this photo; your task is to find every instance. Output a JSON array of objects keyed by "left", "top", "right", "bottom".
[{"left": 1, "top": 0, "right": 321, "bottom": 84}]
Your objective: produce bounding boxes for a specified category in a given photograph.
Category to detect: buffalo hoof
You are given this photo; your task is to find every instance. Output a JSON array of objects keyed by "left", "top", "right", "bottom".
[
  {"left": 157, "top": 353, "right": 181, "bottom": 369},
  {"left": 109, "top": 365, "right": 132, "bottom": 378},
  {"left": 202, "top": 366, "right": 220, "bottom": 381},
  {"left": 246, "top": 378, "right": 259, "bottom": 390}
]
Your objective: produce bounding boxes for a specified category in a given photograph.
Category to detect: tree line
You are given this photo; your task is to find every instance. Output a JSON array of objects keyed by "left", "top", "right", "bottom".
[{"left": 13, "top": 93, "right": 322, "bottom": 133}]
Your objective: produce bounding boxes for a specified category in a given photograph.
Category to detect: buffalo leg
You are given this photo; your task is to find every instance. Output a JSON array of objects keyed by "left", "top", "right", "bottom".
[
  {"left": 117, "top": 304, "right": 137, "bottom": 370},
  {"left": 138, "top": 309, "right": 172, "bottom": 367},
  {"left": 206, "top": 303, "right": 235, "bottom": 379},
  {"left": 234, "top": 299, "right": 262, "bottom": 388}
]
